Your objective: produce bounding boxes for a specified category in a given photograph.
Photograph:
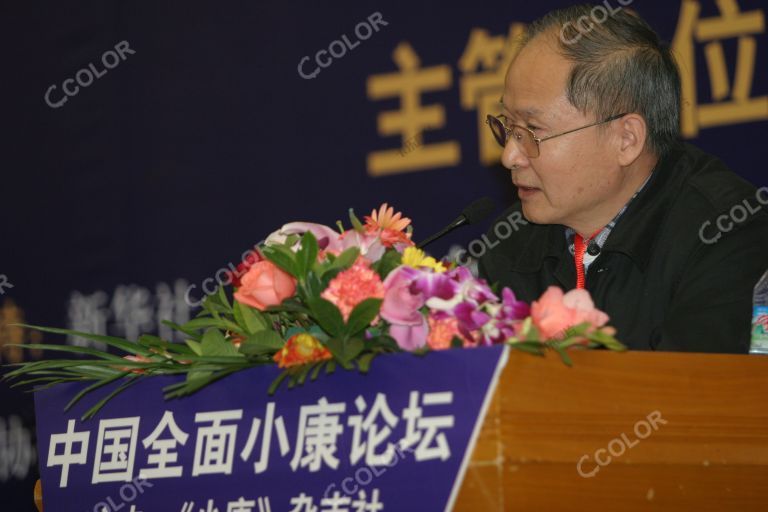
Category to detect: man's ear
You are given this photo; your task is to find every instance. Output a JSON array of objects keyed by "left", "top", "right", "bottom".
[{"left": 615, "top": 113, "right": 647, "bottom": 167}]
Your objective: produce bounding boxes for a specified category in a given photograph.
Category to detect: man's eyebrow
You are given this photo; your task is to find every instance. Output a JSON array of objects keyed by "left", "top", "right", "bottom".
[{"left": 517, "top": 107, "right": 542, "bottom": 117}]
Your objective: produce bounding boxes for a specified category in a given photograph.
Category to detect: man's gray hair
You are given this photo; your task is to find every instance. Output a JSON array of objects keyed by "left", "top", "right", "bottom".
[{"left": 523, "top": 4, "right": 681, "bottom": 157}]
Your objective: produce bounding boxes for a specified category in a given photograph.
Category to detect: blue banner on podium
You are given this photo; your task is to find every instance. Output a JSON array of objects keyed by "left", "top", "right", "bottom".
[{"left": 35, "top": 345, "right": 508, "bottom": 512}]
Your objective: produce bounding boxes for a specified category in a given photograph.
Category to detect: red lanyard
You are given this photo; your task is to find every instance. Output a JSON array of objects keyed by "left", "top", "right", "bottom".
[{"left": 573, "top": 230, "right": 601, "bottom": 289}]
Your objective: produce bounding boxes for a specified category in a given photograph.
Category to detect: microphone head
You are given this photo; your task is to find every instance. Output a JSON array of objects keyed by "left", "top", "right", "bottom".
[{"left": 462, "top": 197, "right": 496, "bottom": 225}]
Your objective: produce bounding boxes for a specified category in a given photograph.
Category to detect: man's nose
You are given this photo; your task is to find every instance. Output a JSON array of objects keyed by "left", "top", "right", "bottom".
[{"left": 501, "top": 136, "right": 529, "bottom": 170}]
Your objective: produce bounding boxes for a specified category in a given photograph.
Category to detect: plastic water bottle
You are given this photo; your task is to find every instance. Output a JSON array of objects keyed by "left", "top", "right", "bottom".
[{"left": 750, "top": 270, "right": 768, "bottom": 354}]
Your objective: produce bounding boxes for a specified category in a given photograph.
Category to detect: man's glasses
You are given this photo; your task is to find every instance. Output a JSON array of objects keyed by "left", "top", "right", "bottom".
[{"left": 485, "top": 112, "right": 628, "bottom": 158}]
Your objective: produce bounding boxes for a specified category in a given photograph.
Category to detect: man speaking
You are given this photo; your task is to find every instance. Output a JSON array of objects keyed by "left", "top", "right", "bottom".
[{"left": 479, "top": 4, "right": 768, "bottom": 353}]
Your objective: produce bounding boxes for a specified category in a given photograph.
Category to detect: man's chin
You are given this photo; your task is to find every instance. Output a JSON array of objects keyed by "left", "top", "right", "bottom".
[{"left": 520, "top": 204, "right": 557, "bottom": 226}]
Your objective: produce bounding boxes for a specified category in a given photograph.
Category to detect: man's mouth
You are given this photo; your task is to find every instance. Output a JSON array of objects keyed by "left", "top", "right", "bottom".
[{"left": 516, "top": 184, "right": 541, "bottom": 199}]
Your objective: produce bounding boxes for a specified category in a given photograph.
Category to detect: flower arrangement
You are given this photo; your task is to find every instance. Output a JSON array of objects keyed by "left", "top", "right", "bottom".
[{"left": 5, "top": 204, "right": 624, "bottom": 419}]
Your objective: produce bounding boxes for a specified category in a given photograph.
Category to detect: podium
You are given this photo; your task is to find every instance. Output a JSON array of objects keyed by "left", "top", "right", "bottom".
[
  {"left": 35, "top": 350, "right": 768, "bottom": 511},
  {"left": 454, "top": 350, "right": 768, "bottom": 511}
]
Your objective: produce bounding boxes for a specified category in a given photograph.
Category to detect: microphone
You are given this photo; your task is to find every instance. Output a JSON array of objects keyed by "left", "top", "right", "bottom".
[{"left": 417, "top": 197, "right": 496, "bottom": 249}]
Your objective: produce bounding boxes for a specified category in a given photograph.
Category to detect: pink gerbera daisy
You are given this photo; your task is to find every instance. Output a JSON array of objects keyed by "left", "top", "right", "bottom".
[{"left": 364, "top": 203, "right": 414, "bottom": 247}]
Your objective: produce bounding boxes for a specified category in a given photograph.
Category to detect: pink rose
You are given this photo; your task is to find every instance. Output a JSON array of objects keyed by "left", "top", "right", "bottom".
[
  {"left": 234, "top": 260, "right": 297, "bottom": 311},
  {"left": 530, "top": 286, "right": 609, "bottom": 339}
]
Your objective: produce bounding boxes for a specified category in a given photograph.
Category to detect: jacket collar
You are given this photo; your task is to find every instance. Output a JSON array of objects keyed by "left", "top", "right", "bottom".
[
  {"left": 599, "top": 143, "right": 684, "bottom": 271},
  {"left": 511, "top": 143, "right": 685, "bottom": 274}
]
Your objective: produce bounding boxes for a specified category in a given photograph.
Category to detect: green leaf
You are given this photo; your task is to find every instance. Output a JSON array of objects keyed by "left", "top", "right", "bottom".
[
  {"left": 200, "top": 329, "right": 241, "bottom": 357},
  {"left": 508, "top": 340, "right": 547, "bottom": 356},
  {"left": 372, "top": 249, "right": 402, "bottom": 280},
  {"left": 302, "top": 272, "right": 323, "bottom": 301},
  {"left": 340, "top": 338, "right": 365, "bottom": 365},
  {"left": 266, "top": 299, "right": 311, "bottom": 316},
  {"left": 5, "top": 343, "right": 127, "bottom": 362},
  {"left": 232, "top": 298, "right": 245, "bottom": 325},
  {"left": 296, "top": 364, "right": 313, "bottom": 386},
  {"left": 349, "top": 208, "right": 365, "bottom": 232},
  {"left": 239, "top": 331, "right": 285, "bottom": 356},
  {"left": 363, "top": 335, "right": 399, "bottom": 351},
  {"left": 233, "top": 301, "right": 268, "bottom": 334},
  {"left": 561, "top": 322, "right": 591, "bottom": 339},
  {"left": 322, "top": 336, "right": 364, "bottom": 368},
  {"left": 81, "top": 377, "right": 140, "bottom": 420},
  {"left": 262, "top": 245, "right": 298, "bottom": 277},
  {"left": 356, "top": 352, "right": 376, "bottom": 373},
  {"left": 182, "top": 317, "right": 244, "bottom": 335},
  {"left": 164, "top": 367, "right": 243, "bottom": 399},
  {"left": 587, "top": 329, "right": 627, "bottom": 351},
  {"left": 65, "top": 372, "right": 130, "bottom": 412},
  {"left": 323, "top": 338, "right": 345, "bottom": 361},
  {"left": 201, "top": 302, "right": 230, "bottom": 316},
  {"left": 345, "top": 298, "right": 382, "bottom": 337},
  {"left": 13, "top": 325, "right": 152, "bottom": 356},
  {"left": 549, "top": 343, "right": 574, "bottom": 366},
  {"left": 319, "top": 247, "right": 359, "bottom": 278},
  {"left": 284, "top": 326, "right": 308, "bottom": 339},
  {"left": 296, "top": 232, "right": 319, "bottom": 277},
  {"left": 217, "top": 285, "right": 232, "bottom": 312},
  {"left": 310, "top": 361, "right": 326, "bottom": 381},
  {"left": 284, "top": 234, "right": 300, "bottom": 247},
  {"left": 137, "top": 334, "right": 165, "bottom": 346},
  {"left": 161, "top": 320, "right": 201, "bottom": 341},
  {"left": 202, "top": 293, "right": 230, "bottom": 315},
  {"left": 524, "top": 324, "right": 541, "bottom": 342},
  {"left": 308, "top": 325, "right": 329, "bottom": 342},
  {"left": 137, "top": 335, "right": 195, "bottom": 356},
  {"left": 268, "top": 371, "right": 290, "bottom": 395},
  {"left": 307, "top": 298, "right": 345, "bottom": 337},
  {"left": 187, "top": 369, "right": 214, "bottom": 381},
  {"left": 185, "top": 339, "right": 203, "bottom": 356}
]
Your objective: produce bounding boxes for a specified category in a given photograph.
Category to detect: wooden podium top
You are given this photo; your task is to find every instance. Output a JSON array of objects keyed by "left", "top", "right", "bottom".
[
  {"left": 454, "top": 350, "right": 768, "bottom": 511},
  {"left": 34, "top": 349, "right": 768, "bottom": 511}
]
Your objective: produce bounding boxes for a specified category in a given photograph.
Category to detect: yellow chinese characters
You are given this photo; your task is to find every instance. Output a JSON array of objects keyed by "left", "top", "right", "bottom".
[
  {"left": 366, "top": 42, "right": 461, "bottom": 177},
  {"left": 673, "top": 0, "right": 768, "bottom": 137},
  {"left": 0, "top": 298, "right": 43, "bottom": 363},
  {"left": 459, "top": 24, "right": 527, "bottom": 166}
]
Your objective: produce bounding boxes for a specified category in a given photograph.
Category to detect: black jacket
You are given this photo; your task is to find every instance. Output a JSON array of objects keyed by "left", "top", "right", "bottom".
[{"left": 479, "top": 143, "right": 768, "bottom": 353}]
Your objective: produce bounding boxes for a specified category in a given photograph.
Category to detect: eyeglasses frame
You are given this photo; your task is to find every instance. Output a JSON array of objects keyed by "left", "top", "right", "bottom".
[{"left": 485, "top": 112, "right": 629, "bottom": 158}]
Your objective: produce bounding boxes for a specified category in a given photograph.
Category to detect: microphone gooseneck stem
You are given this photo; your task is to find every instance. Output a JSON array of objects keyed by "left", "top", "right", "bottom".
[{"left": 417, "top": 216, "right": 466, "bottom": 249}]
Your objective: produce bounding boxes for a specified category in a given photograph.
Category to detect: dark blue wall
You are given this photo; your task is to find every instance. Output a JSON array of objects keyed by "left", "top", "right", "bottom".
[{"left": 2, "top": 1, "right": 766, "bottom": 509}]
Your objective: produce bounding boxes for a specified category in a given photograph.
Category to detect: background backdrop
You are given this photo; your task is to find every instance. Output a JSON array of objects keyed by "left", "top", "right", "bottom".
[{"left": 2, "top": 1, "right": 766, "bottom": 509}]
